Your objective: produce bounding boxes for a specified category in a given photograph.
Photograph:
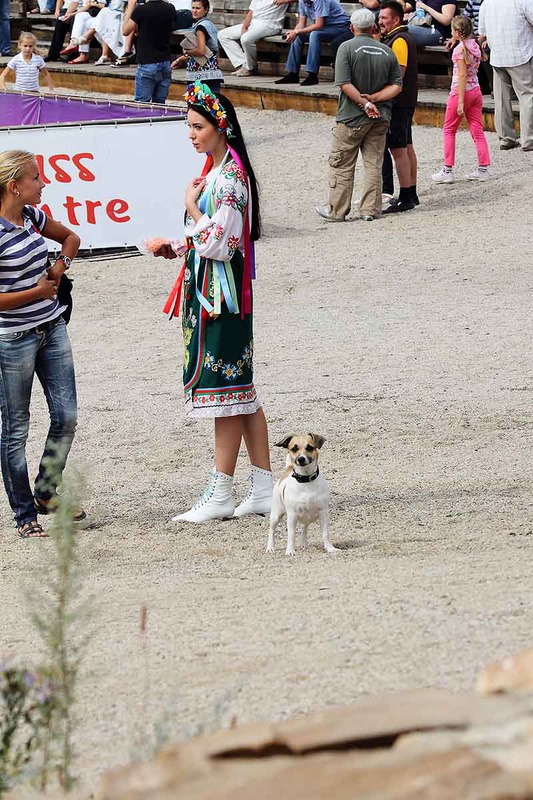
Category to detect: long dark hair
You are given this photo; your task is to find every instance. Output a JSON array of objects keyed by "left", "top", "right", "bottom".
[{"left": 188, "top": 94, "right": 261, "bottom": 241}]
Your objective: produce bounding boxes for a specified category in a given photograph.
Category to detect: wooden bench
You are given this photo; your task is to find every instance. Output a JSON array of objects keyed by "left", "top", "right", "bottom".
[{"left": 208, "top": 0, "right": 467, "bottom": 86}]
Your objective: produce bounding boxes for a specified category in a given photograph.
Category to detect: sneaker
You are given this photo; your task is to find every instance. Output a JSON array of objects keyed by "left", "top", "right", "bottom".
[
  {"left": 431, "top": 168, "right": 455, "bottom": 184},
  {"left": 359, "top": 214, "right": 375, "bottom": 222},
  {"left": 114, "top": 51, "right": 136, "bottom": 66},
  {"left": 466, "top": 169, "right": 489, "bottom": 181},
  {"left": 233, "top": 66, "right": 255, "bottom": 77},
  {"left": 382, "top": 197, "right": 415, "bottom": 214},
  {"left": 500, "top": 139, "right": 520, "bottom": 150},
  {"left": 275, "top": 72, "right": 299, "bottom": 84},
  {"left": 382, "top": 193, "right": 394, "bottom": 205},
  {"left": 521, "top": 144, "right": 533, "bottom": 152},
  {"left": 315, "top": 204, "right": 345, "bottom": 222},
  {"left": 300, "top": 72, "right": 318, "bottom": 86}
]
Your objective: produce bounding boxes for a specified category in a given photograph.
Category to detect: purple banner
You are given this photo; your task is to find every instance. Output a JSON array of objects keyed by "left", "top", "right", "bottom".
[{"left": 0, "top": 91, "right": 183, "bottom": 127}]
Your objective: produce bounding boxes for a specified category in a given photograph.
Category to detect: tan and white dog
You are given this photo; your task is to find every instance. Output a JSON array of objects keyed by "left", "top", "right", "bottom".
[{"left": 267, "top": 433, "right": 339, "bottom": 556}]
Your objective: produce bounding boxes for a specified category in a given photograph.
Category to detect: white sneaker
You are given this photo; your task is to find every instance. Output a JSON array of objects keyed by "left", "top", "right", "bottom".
[
  {"left": 233, "top": 66, "right": 254, "bottom": 77},
  {"left": 382, "top": 193, "right": 395, "bottom": 205},
  {"left": 431, "top": 168, "right": 455, "bottom": 184},
  {"left": 466, "top": 169, "right": 489, "bottom": 181},
  {"left": 172, "top": 469, "right": 235, "bottom": 523},
  {"left": 315, "top": 204, "right": 345, "bottom": 222},
  {"left": 233, "top": 466, "right": 273, "bottom": 517}
]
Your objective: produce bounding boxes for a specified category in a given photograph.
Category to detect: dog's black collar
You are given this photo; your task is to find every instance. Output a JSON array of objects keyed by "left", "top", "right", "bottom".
[{"left": 291, "top": 467, "right": 319, "bottom": 483}]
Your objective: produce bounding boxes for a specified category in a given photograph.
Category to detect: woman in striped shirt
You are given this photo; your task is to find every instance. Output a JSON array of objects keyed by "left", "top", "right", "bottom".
[{"left": 0, "top": 150, "right": 81, "bottom": 539}]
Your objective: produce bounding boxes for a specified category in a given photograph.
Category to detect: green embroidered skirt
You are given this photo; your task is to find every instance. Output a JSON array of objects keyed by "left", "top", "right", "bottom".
[{"left": 182, "top": 248, "right": 260, "bottom": 418}]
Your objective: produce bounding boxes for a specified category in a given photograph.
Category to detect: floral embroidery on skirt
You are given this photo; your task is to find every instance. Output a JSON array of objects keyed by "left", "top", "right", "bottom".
[{"left": 182, "top": 248, "right": 260, "bottom": 418}]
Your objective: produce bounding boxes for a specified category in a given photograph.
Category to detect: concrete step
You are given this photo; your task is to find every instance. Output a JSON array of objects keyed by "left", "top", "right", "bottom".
[{"left": 0, "top": 56, "right": 512, "bottom": 135}]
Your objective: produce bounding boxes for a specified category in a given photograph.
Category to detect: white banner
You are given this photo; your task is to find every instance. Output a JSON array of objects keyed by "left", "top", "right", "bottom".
[{"left": 0, "top": 118, "right": 204, "bottom": 250}]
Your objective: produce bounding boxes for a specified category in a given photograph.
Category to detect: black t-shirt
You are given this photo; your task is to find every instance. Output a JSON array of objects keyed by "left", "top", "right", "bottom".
[
  {"left": 131, "top": 1, "right": 176, "bottom": 64},
  {"left": 425, "top": 0, "right": 457, "bottom": 39}
]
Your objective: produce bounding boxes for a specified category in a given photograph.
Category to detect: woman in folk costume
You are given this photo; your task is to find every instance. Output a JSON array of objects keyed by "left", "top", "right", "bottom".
[{"left": 156, "top": 82, "right": 272, "bottom": 523}]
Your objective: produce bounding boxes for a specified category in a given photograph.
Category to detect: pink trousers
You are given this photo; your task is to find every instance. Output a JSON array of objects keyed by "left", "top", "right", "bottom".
[{"left": 443, "top": 87, "right": 490, "bottom": 167}]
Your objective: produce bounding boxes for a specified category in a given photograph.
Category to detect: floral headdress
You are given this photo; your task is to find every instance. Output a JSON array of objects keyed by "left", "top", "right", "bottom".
[{"left": 184, "top": 81, "right": 233, "bottom": 137}]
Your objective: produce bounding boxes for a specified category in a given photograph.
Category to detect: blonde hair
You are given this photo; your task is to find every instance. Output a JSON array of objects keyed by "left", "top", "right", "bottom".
[
  {"left": 18, "top": 31, "right": 40, "bottom": 55},
  {"left": 451, "top": 15, "right": 473, "bottom": 64},
  {"left": 0, "top": 150, "right": 36, "bottom": 197}
]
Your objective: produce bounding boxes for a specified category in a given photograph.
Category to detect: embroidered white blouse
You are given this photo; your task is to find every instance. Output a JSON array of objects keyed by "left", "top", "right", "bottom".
[{"left": 185, "top": 159, "right": 248, "bottom": 263}]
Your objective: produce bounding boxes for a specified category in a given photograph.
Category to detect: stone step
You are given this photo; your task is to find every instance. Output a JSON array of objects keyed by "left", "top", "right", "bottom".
[{"left": 0, "top": 56, "right": 513, "bottom": 135}]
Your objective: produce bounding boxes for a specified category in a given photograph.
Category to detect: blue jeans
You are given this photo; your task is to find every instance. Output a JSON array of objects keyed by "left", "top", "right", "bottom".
[
  {"left": 0, "top": 318, "right": 78, "bottom": 527},
  {"left": 406, "top": 25, "right": 443, "bottom": 46},
  {"left": 0, "top": 0, "right": 10, "bottom": 56},
  {"left": 134, "top": 61, "right": 172, "bottom": 104},
  {"left": 286, "top": 20, "right": 350, "bottom": 75}
]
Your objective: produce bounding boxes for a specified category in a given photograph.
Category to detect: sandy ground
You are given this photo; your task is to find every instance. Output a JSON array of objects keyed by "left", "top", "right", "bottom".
[{"left": 1, "top": 108, "right": 533, "bottom": 794}]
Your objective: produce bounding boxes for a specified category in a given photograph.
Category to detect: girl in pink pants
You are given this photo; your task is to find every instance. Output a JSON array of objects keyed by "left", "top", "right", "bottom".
[{"left": 432, "top": 16, "right": 490, "bottom": 184}]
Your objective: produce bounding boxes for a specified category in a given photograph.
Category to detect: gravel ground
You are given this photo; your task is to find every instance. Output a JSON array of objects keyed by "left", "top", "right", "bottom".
[{"left": 1, "top": 107, "right": 533, "bottom": 795}]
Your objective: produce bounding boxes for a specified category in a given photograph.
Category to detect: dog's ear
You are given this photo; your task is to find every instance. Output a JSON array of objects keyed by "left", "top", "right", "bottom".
[
  {"left": 308, "top": 433, "right": 326, "bottom": 449},
  {"left": 275, "top": 435, "right": 295, "bottom": 449}
]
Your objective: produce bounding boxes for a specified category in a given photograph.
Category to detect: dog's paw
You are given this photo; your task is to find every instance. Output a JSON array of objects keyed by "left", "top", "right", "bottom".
[
  {"left": 325, "top": 543, "right": 340, "bottom": 553},
  {"left": 285, "top": 547, "right": 296, "bottom": 556},
  {"left": 266, "top": 545, "right": 275, "bottom": 553}
]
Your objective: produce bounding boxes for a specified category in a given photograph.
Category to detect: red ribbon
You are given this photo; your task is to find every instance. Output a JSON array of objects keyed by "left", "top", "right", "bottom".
[{"left": 162, "top": 258, "right": 187, "bottom": 318}]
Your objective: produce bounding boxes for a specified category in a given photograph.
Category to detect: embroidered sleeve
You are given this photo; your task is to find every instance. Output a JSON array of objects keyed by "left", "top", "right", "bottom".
[{"left": 190, "top": 163, "right": 248, "bottom": 261}]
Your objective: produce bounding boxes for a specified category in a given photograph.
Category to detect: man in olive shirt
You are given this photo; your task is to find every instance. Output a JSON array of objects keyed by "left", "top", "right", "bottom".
[{"left": 315, "top": 7, "right": 402, "bottom": 222}]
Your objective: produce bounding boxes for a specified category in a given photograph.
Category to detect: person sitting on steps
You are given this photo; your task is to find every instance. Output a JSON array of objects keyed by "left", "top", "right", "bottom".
[
  {"left": 218, "top": 0, "right": 290, "bottom": 77},
  {"left": 274, "top": 0, "right": 350, "bottom": 86}
]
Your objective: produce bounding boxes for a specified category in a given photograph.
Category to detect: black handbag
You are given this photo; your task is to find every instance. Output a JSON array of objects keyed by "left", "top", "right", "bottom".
[{"left": 57, "top": 273, "right": 74, "bottom": 325}]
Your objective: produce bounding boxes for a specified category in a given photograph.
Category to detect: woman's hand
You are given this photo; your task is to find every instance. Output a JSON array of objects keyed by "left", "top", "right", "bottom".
[
  {"left": 457, "top": 103, "right": 464, "bottom": 117},
  {"left": 171, "top": 55, "right": 187, "bottom": 68},
  {"left": 36, "top": 274, "right": 58, "bottom": 300},
  {"left": 185, "top": 177, "right": 206, "bottom": 209},
  {"left": 47, "top": 261, "right": 64, "bottom": 286}
]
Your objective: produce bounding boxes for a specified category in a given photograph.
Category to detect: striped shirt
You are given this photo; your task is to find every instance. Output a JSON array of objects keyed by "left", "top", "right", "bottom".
[
  {"left": 463, "top": 0, "right": 483, "bottom": 34},
  {"left": 7, "top": 53, "right": 45, "bottom": 92},
  {"left": 0, "top": 206, "right": 64, "bottom": 334}
]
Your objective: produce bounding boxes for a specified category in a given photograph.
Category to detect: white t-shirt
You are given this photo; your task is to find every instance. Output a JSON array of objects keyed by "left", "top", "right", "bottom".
[
  {"left": 7, "top": 53, "right": 45, "bottom": 92},
  {"left": 249, "top": 0, "right": 285, "bottom": 26}
]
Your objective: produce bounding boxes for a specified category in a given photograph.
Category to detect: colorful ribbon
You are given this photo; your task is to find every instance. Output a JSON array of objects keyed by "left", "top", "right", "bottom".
[{"left": 163, "top": 150, "right": 254, "bottom": 320}]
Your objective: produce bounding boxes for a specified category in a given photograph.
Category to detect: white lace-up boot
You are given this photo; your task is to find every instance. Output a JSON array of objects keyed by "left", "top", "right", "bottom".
[
  {"left": 233, "top": 466, "right": 273, "bottom": 518},
  {"left": 172, "top": 470, "right": 235, "bottom": 523}
]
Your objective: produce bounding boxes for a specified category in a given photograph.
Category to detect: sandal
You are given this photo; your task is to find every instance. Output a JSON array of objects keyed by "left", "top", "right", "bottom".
[
  {"left": 18, "top": 520, "right": 48, "bottom": 539},
  {"left": 94, "top": 55, "right": 111, "bottom": 66},
  {"left": 34, "top": 495, "right": 87, "bottom": 523}
]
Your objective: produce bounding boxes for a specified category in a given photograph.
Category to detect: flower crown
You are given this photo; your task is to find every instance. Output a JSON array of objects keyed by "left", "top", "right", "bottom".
[{"left": 184, "top": 81, "right": 233, "bottom": 137}]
